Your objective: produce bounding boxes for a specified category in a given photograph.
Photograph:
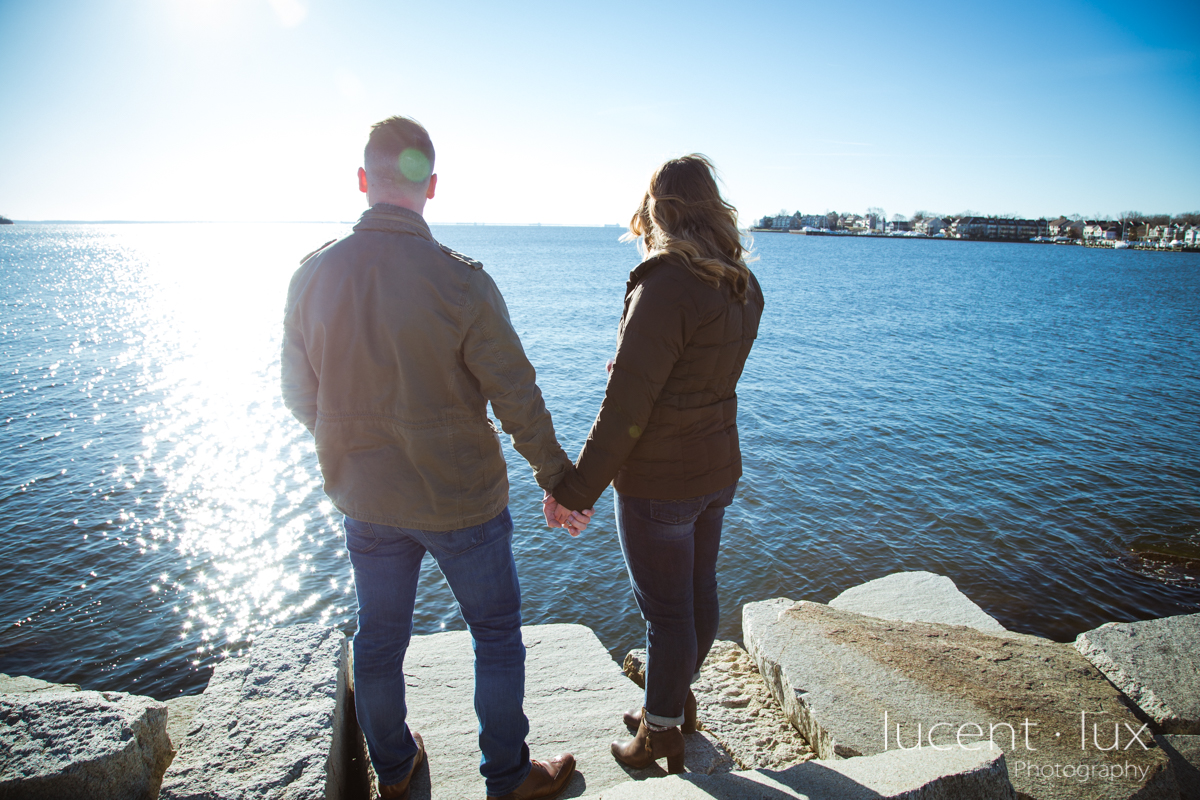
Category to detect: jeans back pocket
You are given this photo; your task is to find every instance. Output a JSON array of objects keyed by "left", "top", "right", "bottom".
[{"left": 649, "top": 498, "right": 704, "bottom": 526}]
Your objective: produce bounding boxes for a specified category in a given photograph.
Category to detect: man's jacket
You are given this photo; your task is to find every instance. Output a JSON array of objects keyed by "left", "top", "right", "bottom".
[
  {"left": 552, "top": 253, "right": 763, "bottom": 511},
  {"left": 281, "top": 204, "right": 569, "bottom": 531}
]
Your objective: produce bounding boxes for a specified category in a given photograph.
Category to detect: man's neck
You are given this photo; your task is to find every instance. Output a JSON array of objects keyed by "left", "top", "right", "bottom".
[{"left": 367, "top": 192, "right": 426, "bottom": 216}]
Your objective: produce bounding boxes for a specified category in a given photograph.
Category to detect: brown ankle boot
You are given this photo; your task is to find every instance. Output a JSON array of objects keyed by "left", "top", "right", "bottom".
[
  {"left": 378, "top": 731, "right": 425, "bottom": 799},
  {"left": 622, "top": 691, "right": 697, "bottom": 734},
  {"left": 486, "top": 753, "right": 575, "bottom": 800},
  {"left": 611, "top": 715, "right": 685, "bottom": 774}
]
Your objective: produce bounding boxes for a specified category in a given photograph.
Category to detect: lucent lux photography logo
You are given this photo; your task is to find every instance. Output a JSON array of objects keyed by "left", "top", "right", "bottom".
[{"left": 882, "top": 710, "right": 1156, "bottom": 783}]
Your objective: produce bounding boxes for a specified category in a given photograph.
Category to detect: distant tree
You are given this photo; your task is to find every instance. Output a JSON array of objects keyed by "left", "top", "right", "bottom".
[
  {"left": 758, "top": 215, "right": 773, "bottom": 228},
  {"left": 865, "top": 206, "right": 885, "bottom": 231},
  {"left": 1172, "top": 211, "right": 1200, "bottom": 226},
  {"left": 891, "top": 213, "right": 907, "bottom": 222},
  {"left": 825, "top": 211, "right": 839, "bottom": 230}
]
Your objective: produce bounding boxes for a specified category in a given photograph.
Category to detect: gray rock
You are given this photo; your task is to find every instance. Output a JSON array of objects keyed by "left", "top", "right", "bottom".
[
  {"left": 1075, "top": 613, "right": 1200, "bottom": 734},
  {"left": 744, "top": 598, "right": 1177, "bottom": 800},
  {"left": 373, "top": 623, "right": 733, "bottom": 800},
  {"left": 0, "top": 689, "right": 171, "bottom": 800},
  {"left": 575, "top": 745, "right": 1015, "bottom": 799},
  {"left": 164, "top": 695, "right": 204, "bottom": 752},
  {"left": 829, "top": 571, "right": 1009, "bottom": 635},
  {"left": 1156, "top": 735, "right": 1200, "bottom": 800},
  {"left": 0, "top": 673, "right": 81, "bottom": 695},
  {"left": 625, "top": 641, "right": 815, "bottom": 771},
  {"left": 159, "top": 623, "right": 349, "bottom": 800}
]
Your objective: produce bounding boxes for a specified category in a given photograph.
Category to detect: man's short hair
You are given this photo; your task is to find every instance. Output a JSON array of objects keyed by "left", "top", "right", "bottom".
[{"left": 365, "top": 116, "right": 435, "bottom": 188}]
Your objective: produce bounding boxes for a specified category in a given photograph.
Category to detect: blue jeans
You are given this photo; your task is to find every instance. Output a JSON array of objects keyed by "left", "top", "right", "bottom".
[
  {"left": 344, "top": 509, "right": 531, "bottom": 796},
  {"left": 615, "top": 482, "right": 738, "bottom": 727}
]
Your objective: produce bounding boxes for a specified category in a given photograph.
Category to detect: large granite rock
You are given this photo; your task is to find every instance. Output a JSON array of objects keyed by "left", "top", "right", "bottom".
[
  {"left": 164, "top": 695, "right": 205, "bottom": 752},
  {"left": 0, "top": 673, "right": 81, "bottom": 695},
  {"left": 829, "top": 571, "right": 1009, "bottom": 635},
  {"left": 159, "top": 624, "right": 351, "bottom": 800},
  {"left": 372, "top": 623, "right": 736, "bottom": 800},
  {"left": 575, "top": 745, "right": 1015, "bottom": 799},
  {"left": 1075, "top": 614, "right": 1200, "bottom": 735},
  {"left": 0, "top": 689, "right": 171, "bottom": 800},
  {"left": 624, "top": 641, "right": 814, "bottom": 770},
  {"left": 1156, "top": 736, "right": 1200, "bottom": 800},
  {"left": 744, "top": 598, "right": 1178, "bottom": 800}
]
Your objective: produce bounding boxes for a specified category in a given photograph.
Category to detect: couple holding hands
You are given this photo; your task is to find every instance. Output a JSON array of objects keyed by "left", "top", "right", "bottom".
[{"left": 282, "top": 116, "right": 763, "bottom": 800}]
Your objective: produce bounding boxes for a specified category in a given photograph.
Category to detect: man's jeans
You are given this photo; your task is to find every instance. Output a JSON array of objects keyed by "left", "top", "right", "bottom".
[
  {"left": 344, "top": 509, "right": 531, "bottom": 796},
  {"left": 615, "top": 482, "right": 737, "bottom": 728}
]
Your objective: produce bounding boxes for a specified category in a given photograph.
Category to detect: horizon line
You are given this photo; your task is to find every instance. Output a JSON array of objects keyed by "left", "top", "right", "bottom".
[{"left": 2, "top": 219, "right": 630, "bottom": 227}]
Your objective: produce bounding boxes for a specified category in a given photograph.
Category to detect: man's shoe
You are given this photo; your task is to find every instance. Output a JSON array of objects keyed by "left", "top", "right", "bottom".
[
  {"left": 378, "top": 731, "right": 425, "bottom": 800},
  {"left": 623, "top": 691, "right": 697, "bottom": 734},
  {"left": 486, "top": 753, "right": 576, "bottom": 800},
  {"left": 611, "top": 716, "right": 684, "bottom": 774}
]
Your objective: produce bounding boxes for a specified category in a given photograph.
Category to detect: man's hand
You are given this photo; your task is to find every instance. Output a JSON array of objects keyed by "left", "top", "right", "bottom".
[{"left": 542, "top": 492, "right": 593, "bottom": 537}]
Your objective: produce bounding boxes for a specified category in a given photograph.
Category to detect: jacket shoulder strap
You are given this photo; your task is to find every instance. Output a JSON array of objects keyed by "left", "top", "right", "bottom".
[
  {"left": 438, "top": 242, "right": 484, "bottom": 270},
  {"left": 299, "top": 239, "right": 337, "bottom": 265}
]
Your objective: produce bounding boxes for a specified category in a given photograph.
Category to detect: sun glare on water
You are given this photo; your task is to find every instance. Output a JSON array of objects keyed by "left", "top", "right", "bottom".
[{"left": 104, "top": 223, "right": 349, "bottom": 665}]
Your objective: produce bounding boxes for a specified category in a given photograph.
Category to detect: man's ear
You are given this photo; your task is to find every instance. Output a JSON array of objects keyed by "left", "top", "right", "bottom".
[
  {"left": 358, "top": 167, "right": 368, "bottom": 194},
  {"left": 426, "top": 173, "right": 437, "bottom": 200}
]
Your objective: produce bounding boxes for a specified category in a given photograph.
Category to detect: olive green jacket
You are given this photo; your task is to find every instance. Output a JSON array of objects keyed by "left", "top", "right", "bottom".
[
  {"left": 281, "top": 204, "right": 570, "bottom": 531},
  {"left": 552, "top": 254, "right": 763, "bottom": 511}
]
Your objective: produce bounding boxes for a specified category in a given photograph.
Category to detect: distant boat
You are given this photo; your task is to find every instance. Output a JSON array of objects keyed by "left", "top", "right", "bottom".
[{"left": 1114, "top": 240, "right": 1132, "bottom": 249}]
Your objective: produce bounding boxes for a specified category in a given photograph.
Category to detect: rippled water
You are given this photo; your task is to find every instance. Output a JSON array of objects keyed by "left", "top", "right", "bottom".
[{"left": 2, "top": 223, "right": 1198, "bottom": 699}]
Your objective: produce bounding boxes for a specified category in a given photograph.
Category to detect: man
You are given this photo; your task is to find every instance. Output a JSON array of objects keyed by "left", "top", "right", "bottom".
[{"left": 281, "top": 116, "right": 589, "bottom": 800}]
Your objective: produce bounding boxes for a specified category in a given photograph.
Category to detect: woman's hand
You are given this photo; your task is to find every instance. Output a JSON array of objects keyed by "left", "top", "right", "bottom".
[{"left": 542, "top": 491, "right": 594, "bottom": 537}]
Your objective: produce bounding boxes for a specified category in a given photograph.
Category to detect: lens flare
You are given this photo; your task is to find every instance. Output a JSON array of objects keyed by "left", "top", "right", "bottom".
[{"left": 397, "top": 148, "right": 431, "bottom": 183}]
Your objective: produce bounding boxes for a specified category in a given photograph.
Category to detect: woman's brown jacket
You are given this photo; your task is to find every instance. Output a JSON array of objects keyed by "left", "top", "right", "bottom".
[{"left": 552, "top": 253, "right": 763, "bottom": 511}]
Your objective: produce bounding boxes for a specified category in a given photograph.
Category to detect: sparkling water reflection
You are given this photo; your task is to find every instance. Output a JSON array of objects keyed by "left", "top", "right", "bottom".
[{"left": 1, "top": 224, "right": 1197, "bottom": 698}]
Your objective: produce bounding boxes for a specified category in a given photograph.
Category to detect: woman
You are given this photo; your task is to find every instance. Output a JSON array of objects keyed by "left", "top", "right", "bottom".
[{"left": 550, "top": 154, "right": 763, "bottom": 773}]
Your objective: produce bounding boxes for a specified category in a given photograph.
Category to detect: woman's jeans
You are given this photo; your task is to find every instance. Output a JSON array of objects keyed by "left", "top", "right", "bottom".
[
  {"left": 616, "top": 481, "right": 738, "bottom": 727},
  {"left": 344, "top": 509, "right": 531, "bottom": 796}
]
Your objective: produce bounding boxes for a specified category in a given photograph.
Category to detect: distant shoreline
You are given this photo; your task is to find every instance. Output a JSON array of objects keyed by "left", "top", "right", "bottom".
[{"left": 749, "top": 227, "right": 1200, "bottom": 252}]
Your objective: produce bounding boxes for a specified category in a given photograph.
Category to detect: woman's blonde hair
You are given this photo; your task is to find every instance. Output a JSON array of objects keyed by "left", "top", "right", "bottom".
[{"left": 624, "top": 154, "right": 753, "bottom": 303}]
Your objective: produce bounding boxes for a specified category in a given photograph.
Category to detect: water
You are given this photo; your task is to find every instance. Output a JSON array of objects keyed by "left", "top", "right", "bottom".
[{"left": 1, "top": 223, "right": 1198, "bottom": 699}]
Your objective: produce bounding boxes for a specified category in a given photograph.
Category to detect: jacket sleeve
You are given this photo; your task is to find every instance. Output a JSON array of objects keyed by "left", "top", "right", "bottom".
[
  {"left": 280, "top": 274, "right": 318, "bottom": 436},
  {"left": 462, "top": 270, "right": 571, "bottom": 491},
  {"left": 552, "top": 275, "right": 697, "bottom": 511}
]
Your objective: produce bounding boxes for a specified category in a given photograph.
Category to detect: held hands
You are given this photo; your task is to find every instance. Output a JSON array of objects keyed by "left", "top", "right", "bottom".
[{"left": 542, "top": 491, "right": 593, "bottom": 537}]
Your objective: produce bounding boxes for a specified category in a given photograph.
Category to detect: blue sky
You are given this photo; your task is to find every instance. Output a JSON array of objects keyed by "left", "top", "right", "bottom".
[{"left": 0, "top": 0, "right": 1196, "bottom": 224}]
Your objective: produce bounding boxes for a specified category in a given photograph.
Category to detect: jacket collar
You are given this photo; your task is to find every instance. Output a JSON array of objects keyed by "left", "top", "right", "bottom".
[
  {"left": 353, "top": 203, "right": 434, "bottom": 241},
  {"left": 627, "top": 253, "right": 672, "bottom": 292}
]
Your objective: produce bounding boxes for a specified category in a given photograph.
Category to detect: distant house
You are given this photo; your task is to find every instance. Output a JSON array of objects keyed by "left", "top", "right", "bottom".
[
  {"left": 1144, "top": 224, "right": 1178, "bottom": 243},
  {"left": 889, "top": 220, "right": 913, "bottom": 233},
  {"left": 798, "top": 214, "right": 828, "bottom": 229},
  {"left": 1124, "top": 221, "right": 1148, "bottom": 241},
  {"left": 1048, "top": 217, "right": 1083, "bottom": 238},
  {"left": 1184, "top": 227, "right": 1200, "bottom": 246},
  {"left": 770, "top": 214, "right": 795, "bottom": 230},
  {"left": 914, "top": 217, "right": 947, "bottom": 235},
  {"left": 950, "top": 216, "right": 1049, "bottom": 240},
  {"left": 840, "top": 214, "right": 866, "bottom": 232},
  {"left": 1083, "top": 221, "right": 1119, "bottom": 241}
]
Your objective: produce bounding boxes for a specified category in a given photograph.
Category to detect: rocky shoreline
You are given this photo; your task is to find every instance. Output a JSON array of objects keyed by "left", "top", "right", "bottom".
[{"left": 2, "top": 571, "right": 1197, "bottom": 799}]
